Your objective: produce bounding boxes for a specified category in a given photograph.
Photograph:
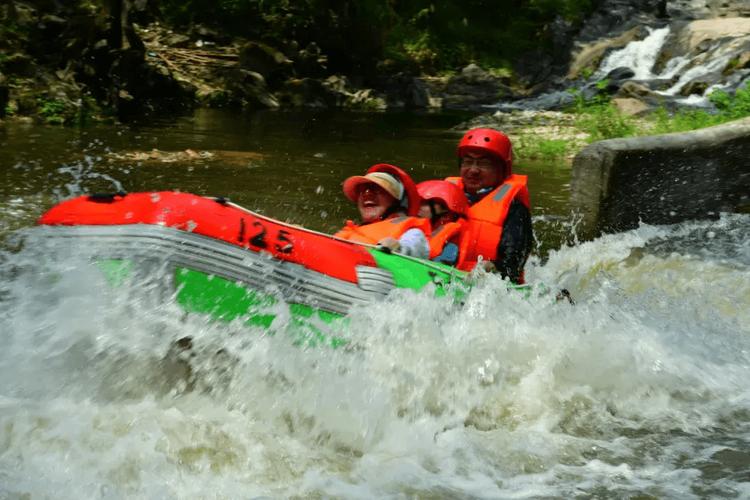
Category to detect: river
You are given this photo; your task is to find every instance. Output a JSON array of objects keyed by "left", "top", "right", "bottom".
[{"left": 1, "top": 109, "right": 749, "bottom": 498}]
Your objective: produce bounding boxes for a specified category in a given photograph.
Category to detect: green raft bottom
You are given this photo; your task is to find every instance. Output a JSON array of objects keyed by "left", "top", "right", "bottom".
[
  {"left": 96, "top": 248, "right": 467, "bottom": 348},
  {"left": 97, "top": 248, "right": 531, "bottom": 348}
]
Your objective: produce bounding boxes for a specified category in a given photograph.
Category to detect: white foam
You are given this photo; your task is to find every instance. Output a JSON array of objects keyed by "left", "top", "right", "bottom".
[{"left": 1, "top": 215, "right": 749, "bottom": 497}]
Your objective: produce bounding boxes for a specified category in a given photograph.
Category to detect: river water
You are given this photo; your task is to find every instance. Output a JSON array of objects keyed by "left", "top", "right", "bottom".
[{"left": 1, "top": 110, "right": 749, "bottom": 498}]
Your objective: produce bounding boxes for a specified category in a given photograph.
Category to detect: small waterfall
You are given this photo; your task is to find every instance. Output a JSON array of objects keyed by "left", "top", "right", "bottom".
[
  {"left": 596, "top": 27, "right": 671, "bottom": 80},
  {"left": 595, "top": 24, "right": 741, "bottom": 101}
]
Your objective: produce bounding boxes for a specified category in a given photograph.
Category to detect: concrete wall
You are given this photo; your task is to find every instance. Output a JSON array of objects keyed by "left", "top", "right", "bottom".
[{"left": 570, "top": 117, "right": 750, "bottom": 238}]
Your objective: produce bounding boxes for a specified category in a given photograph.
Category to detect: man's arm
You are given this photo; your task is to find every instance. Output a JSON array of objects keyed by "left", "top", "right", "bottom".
[{"left": 495, "top": 200, "right": 534, "bottom": 283}]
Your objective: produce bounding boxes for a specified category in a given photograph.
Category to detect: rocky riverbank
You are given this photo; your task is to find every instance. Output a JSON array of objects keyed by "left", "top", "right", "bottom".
[
  {"left": 0, "top": 1, "right": 520, "bottom": 126},
  {"left": 1, "top": 0, "right": 749, "bottom": 139}
]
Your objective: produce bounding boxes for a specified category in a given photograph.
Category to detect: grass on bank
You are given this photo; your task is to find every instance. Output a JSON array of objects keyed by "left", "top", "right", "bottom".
[
  {"left": 516, "top": 82, "right": 750, "bottom": 161},
  {"left": 576, "top": 81, "right": 750, "bottom": 140}
]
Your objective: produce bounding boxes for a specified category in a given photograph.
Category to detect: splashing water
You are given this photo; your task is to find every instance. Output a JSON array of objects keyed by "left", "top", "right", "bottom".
[
  {"left": 597, "top": 27, "right": 672, "bottom": 80},
  {"left": 1, "top": 213, "right": 749, "bottom": 498}
]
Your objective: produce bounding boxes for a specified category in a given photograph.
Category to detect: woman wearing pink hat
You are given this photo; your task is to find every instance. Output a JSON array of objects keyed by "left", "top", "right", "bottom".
[{"left": 334, "top": 164, "right": 430, "bottom": 259}]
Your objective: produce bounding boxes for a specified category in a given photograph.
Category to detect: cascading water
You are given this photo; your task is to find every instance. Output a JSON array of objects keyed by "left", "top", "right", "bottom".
[
  {"left": 596, "top": 25, "right": 740, "bottom": 101},
  {"left": 1, "top": 113, "right": 749, "bottom": 498},
  {"left": 492, "top": 17, "right": 748, "bottom": 111},
  {"left": 595, "top": 27, "right": 672, "bottom": 80}
]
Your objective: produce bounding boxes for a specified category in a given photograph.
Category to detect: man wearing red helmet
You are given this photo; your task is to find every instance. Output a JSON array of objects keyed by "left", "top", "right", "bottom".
[{"left": 446, "top": 127, "right": 533, "bottom": 283}]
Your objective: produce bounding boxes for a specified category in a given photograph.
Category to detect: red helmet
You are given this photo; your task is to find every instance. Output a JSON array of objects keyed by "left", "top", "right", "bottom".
[
  {"left": 366, "top": 163, "right": 421, "bottom": 216},
  {"left": 416, "top": 180, "right": 468, "bottom": 217},
  {"left": 457, "top": 127, "right": 512, "bottom": 172}
]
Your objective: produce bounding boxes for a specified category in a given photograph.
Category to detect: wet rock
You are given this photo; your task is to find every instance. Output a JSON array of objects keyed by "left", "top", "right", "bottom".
[
  {"left": 492, "top": 91, "right": 577, "bottom": 112},
  {"left": 239, "top": 41, "right": 293, "bottom": 87},
  {"left": 345, "top": 89, "right": 387, "bottom": 111},
  {"left": 224, "top": 69, "right": 279, "bottom": 109},
  {"left": 679, "top": 78, "right": 711, "bottom": 96},
  {"left": 431, "top": 64, "right": 513, "bottom": 110},
  {"left": 616, "top": 80, "right": 658, "bottom": 98},
  {"left": 724, "top": 51, "right": 750, "bottom": 75},
  {"left": 294, "top": 42, "right": 328, "bottom": 78},
  {"left": 605, "top": 66, "right": 636, "bottom": 82},
  {"left": 322, "top": 75, "right": 353, "bottom": 95},
  {"left": 600, "top": 67, "right": 638, "bottom": 94},
  {"left": 374, "top": 73, "right": 431, "bottom": 109},
  {"left": 278, "top": 78, "right": 337, "bottom": 108},
  {"left": 460, "top": 64, "right": 493, "bottom": 84}
]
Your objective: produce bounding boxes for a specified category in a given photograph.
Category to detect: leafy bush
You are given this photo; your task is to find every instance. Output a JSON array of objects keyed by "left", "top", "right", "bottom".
[
  {"left": 710, "top": 82, "right": 750, "bottom": 120},
  {"left": 570, "top": 88, "right": 636, "bottom": 141},
  {"left": 38, "top": 98, "right": 68, "bottom": 124}
]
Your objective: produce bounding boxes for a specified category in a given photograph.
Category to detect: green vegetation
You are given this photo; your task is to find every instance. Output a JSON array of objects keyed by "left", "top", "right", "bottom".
[
  {"left": 157, "top": 0, "right": 599, "bottom": 75},
  {"left": 516, "top": 137, "right": 569, "bottom": 160},
  {"left": 576, "top": 101, "right": 637, "bottom": 141},
  {"left": 38, "top": 98, "right": 69, "bottom": 125},
  {"left": 569, "top": 81, "right": 750, "bottom": 143},
  {"left": 569, "top": 86, "right": 636, "bottom": 141}
]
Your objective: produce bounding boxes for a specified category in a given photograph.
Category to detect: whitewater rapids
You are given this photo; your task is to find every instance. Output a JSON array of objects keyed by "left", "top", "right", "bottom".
[{"left": 1, "top": 213, "right": 748, "bottom": 499}]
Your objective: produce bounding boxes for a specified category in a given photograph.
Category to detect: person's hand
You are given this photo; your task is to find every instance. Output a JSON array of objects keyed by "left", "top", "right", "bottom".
[{"left": 376, "top": 237, "right": 401, "bottom": 253}]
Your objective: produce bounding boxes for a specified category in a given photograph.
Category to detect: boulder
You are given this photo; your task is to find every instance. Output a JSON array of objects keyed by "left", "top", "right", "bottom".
[
  {"left": 239, "top": 42, "right": 293, "bottom": 86},
  {"left": 438, "top": 65, "right": 513, "bottom": 110},
  {"left": 676, "top": 18, "right": 750, "bottom": 53},
  {"left": 605, "top": 66, "right": 636, "bottom": 82},
  {"left": 616, "top": 81, "right": 659, "bottom": 98},
  {"left": 294, "top": 42, "right": 328, "bottom": 78},
  {"left": 224, "top": 69, "right": 279, "bottom": 109},
  {"left": 277, "top": 78, "right": 337, "bottom": 108},
  {"left": 460, "top": 64, "right": 493, "bottom": 83},
  {"left": 571, "top": 117, "right": 750, "bottom": 238},
  {"left": 345, "top": 89, "right": 387, "bottom": 111},
  {"left": 611, "top": 97, "right": 651, "bottom": 116},
  {"left": 375, "top": 74, "right": 431, "bottom": 109},
  {"left": 678, "top": 78, "right": 711, "bottom": 96}
]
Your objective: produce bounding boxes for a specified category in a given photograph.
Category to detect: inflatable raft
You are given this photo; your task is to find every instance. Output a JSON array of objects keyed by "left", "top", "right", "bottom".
[{"left": 37, "top": 191, "right": 466, "bottom": 343}]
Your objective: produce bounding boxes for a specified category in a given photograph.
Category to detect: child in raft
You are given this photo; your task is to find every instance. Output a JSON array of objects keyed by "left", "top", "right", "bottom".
[{"left": 416, "top": 180, "right": 469, "bottom": 266}]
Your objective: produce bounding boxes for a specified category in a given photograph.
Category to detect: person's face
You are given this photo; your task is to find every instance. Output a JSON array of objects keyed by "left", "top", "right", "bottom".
[
  {"left": 357, "top": 183, "right": 397, "bottom": 223},
  {"left": 460, "top": 153, "right": 501, "bottom": 194},
  {"left": 419, "top": 200, "right": 457, "bottom": 228},
  {"left": 418, "top": 202, "right": 432, "bottom": 219}
]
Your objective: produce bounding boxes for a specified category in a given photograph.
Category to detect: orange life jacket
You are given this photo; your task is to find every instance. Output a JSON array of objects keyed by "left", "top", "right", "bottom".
[
  {"left": 427, "top": 220, "right": 464, "bottom": 260},
  {"left": 445, "top": 175, "right": 530, "bottom": 273},
  {"left": 334, "top": 216, "right": 431, "bottom": 246}
]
